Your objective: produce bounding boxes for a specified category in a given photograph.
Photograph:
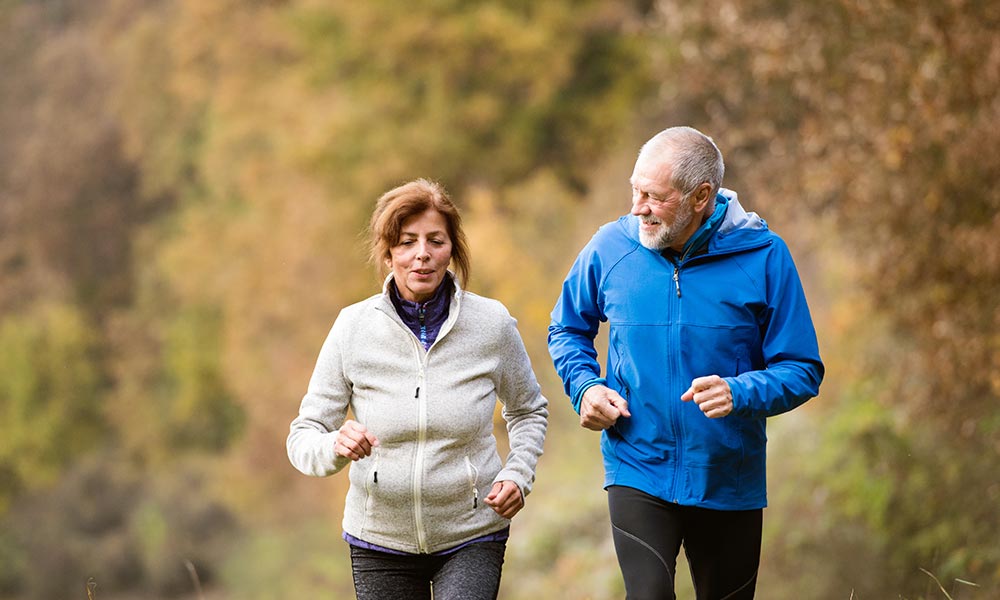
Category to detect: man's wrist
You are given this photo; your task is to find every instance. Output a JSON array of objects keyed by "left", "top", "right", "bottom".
[{"left": 572, "top": 377, "right": 607, "bottom": 414}]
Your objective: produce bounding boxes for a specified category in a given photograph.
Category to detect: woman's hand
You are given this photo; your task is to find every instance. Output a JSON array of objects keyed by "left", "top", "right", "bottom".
[
  {"left": 334, "top": 419, "right": 380, "bottom": 461},
  {"left": 485, "top": 480, "right": 524, "bottom": 519}
]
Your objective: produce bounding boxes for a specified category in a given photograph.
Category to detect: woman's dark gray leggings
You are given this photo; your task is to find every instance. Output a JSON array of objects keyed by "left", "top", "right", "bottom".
[
  {"left": 349, "top": 541, "right": 506, "bottom": 600},
  {"left": 608, "top": 485, "right": 762, "bottom": 600}
]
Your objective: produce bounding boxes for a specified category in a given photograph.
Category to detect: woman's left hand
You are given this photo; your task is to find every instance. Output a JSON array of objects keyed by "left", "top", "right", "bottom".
[{"left": 484, "top": 480, "right": 524, "bottom": 519}]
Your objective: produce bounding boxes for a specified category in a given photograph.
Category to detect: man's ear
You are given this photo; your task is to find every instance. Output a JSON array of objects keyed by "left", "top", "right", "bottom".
[{"left": 693, "top": 182, "right": 713, "bottom": 211}]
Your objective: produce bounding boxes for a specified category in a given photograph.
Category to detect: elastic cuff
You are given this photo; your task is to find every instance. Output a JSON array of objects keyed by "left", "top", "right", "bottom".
[
  {"left": 572, "top": 377, "right": 607, "bottom": 414},
  {"left": 723, "top": 376, "right": 746, "bottom": 417},
  {"left": 494, "top": 472, "right": 528, "bottom": 498}
]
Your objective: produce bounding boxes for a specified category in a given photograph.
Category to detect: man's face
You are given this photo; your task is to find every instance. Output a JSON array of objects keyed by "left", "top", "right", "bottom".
[{"left": 629, "top": 155, "right": 695, "bottom": 251}]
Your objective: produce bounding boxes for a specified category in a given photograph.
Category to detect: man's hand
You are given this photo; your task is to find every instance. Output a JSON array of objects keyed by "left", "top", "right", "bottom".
[
  {"left": 580, "top": 385, "right": 630, "bottom": 430},
  {"left": 681, "top": 375, "right": 733, "bottom": 418},
  {"left": 485, "top": 480, "right": 524, "bottom": 519},
  {"left": 334, "top": 419, "right": 380, "bottom": 461}
]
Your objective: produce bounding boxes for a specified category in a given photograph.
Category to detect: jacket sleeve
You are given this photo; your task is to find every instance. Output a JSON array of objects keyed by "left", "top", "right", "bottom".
[
  {"left": 286, "top": 312, "right": 354, "bottom": 477},
  {"left": 547, "top": 240, "right": 607, "bottom": 413},
  {"left": 725, "top": 239, "right": 825, "bottom": 419},
  {"left": 492, "top": 314, "right": 549, "bottom": 498}
]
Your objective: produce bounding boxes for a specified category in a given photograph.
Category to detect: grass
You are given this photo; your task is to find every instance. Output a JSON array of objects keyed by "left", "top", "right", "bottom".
[{"left": 919, "top": 567, "right": 980, "bottom": 600}]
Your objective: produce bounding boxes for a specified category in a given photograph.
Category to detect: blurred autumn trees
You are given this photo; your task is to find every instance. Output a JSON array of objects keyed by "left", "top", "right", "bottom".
[{"left": 1, "top": 0, "right": 997, "bottom": 598}]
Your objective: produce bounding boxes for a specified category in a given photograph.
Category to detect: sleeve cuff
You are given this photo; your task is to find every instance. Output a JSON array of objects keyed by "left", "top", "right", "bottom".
[
  {"left": 724, "top": 376, "right": 749, "bottom": 418},
  {"left": 571, "top": 377, "right": 607, "bottom": 414}
]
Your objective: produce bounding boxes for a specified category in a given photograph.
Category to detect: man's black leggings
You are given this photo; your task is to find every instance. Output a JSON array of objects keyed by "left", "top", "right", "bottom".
[{"left": 608, "top": 485, "right": 762, "bottom": 600}]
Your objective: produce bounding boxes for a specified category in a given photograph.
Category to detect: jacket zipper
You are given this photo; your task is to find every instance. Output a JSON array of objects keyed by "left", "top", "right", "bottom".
[
  {"left": 361, "top": 446, "right": 380, "bottom": 535},
  {"left": 672, "top": 243, "right": 700, "bottom": 298},
  {"left": 374, "top": 289, "right": 462, "bottom": 554},
  {"left": 464, "top": 456, "right": 480, "bottom": 509},
  {"left": 413, "top": 359, "right": 428, "bottom": 553},
  {"left": 669, "top": 258, "right": 684, "bottom": 501}
]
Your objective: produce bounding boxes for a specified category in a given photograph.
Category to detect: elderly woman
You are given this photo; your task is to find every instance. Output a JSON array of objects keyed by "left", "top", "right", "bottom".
[{"left": 287, "top": 179, "right": 548, "bottom": 600}]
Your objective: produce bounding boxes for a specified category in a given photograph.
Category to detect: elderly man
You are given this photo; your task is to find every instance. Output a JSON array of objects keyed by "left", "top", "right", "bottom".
[{"left": 548, "top": 126, "right": 824, "bottom": 600}]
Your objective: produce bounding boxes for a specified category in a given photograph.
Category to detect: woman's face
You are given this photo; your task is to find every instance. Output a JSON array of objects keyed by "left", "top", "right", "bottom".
[{"left": 388, "top": 208, "right": 453, "bottom": 303}]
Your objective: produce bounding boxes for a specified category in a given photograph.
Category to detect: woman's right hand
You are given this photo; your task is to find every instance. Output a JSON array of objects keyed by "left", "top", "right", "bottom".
[{"left": 335, "top": 419, "right": 380, "bottom": 461}]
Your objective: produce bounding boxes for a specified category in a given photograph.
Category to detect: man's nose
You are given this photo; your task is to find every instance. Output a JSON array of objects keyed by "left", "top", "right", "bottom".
[{"left": 631, "top": 195, "right": 649, "bottom": 215}]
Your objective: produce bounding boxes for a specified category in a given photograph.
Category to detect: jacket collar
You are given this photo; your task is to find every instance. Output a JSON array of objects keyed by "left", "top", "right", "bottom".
[
  {"left": 622, "top": 188, "right": 770, "bottom": 257},
  {"left": 678, "top": 192, "right": 730, "bottom": 258},
  {"left": 376, "top": 271, "right": 464, "bottom": 340}
]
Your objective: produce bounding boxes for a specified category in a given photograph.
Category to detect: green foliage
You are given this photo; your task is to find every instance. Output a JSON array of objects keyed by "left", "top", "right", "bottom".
[
  {"left": 818, "top": 390, "right": 899, "bottom": 532},
  {"left": 219, "top": 520, "right": 354, "bottom": 600},
  {"left": 290, "top": 0, "right": 653, "bottom": 193},
  {"left": 0, "top": 526, "right": 25, "bottom": 596},
  {"left": 129, "top": 472, "right": 237, "bottom": 596},
  {"left": 105, "top": 297, "right": 245, "bottom": 463},
  {"left": 0, "top": 303, "right": 105, "bottom": 512},
  {"left": 161, "top": 305, "right": 245, "bottom": 452}
]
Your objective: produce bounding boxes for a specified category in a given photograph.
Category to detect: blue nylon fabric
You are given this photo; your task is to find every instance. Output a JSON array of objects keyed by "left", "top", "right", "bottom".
[
  {"left": 678, "top": 192, "right": 729, "bottom": 258},
  {"left": 548, "top": 190, "right": 824, "bottom": 510}
]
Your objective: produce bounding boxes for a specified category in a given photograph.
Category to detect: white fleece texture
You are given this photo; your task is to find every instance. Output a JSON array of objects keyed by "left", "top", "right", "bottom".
[{"left": 287, "top": 280, "right": 548, "bottom": 554}]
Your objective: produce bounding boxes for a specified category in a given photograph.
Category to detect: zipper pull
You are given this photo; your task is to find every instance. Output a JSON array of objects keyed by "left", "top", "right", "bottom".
[
  {"left": 673, "top": 266, "right": 681, "bottom": 298},
  {"left": 415, "top": 386, "right": 420, "bottom": 398},
  {"left": 473, "top": 490, "right": 478, "bottom": 508},
  {"left": 373, "top": 471, "right": 378, "bottom": 483}
]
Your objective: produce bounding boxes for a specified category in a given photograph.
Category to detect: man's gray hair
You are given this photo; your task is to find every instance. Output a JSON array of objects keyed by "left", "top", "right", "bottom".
[{"left": 639, "top": 127, "right": 725, "bottom": 199}]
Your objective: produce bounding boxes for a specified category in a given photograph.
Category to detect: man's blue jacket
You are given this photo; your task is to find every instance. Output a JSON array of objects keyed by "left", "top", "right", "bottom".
[{"left": 548, "top": 190, "right": 824, "bottom": 510}]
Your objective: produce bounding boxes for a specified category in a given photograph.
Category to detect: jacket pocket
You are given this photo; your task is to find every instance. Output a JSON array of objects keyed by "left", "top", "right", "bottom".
[
  {"left": 735, "top": 346, "right": 748, "bottom": 375},
  {"left": 610, "top": 328, "right": 631, "bottom": 401},
  {"left": 362, "top": 446, "right": 381, "bottom": 529}
]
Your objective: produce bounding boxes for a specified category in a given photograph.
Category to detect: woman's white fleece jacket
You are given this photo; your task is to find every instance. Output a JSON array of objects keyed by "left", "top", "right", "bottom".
[{"left": 287, "top": 277, "right": 548, "bottom": 554}]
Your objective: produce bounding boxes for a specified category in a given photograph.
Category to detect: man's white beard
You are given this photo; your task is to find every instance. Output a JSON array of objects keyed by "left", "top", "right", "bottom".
[{"left": 638, "top": 199, "right": 695, "bottom": 251}]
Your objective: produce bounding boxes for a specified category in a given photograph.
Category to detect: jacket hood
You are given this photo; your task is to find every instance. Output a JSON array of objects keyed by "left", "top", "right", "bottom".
[{"left": 710, "top": 188, "right": 769, "bottom": 252}]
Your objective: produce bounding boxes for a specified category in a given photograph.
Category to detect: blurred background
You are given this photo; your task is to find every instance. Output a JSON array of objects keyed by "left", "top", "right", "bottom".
[{"left": 1, "top": 0, "right": 998, "bottom": 598}]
